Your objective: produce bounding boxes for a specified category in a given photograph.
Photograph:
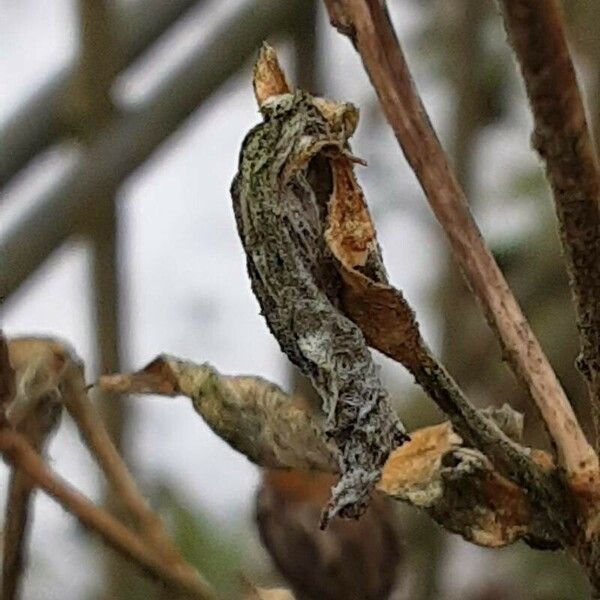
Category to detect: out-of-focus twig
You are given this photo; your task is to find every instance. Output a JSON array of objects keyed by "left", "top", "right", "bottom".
[
  {"left": 3, "top": 397, "right": 61, "bottom": 600},
  {"left": 321, "top": 0, "right": 597, "bottom": 475},
  {"left": 0, "top": 330, "right": 19, "bottom": 600},
  {"left": 0, "top": 331, "right": 15, "bottom": 425},
  {"left": 60, "top": 359, "right": 195, "bottom": 574},
  {"left": 4, "top": 338, "right": 216, "bottom": 599},
  {"left": 0, "top": 428, "right": 216, "bottom": 600},
  {"left": 2, "top": 333, "right": 62, "bottom": 600},
  {"left": 498, "top": 0, "right": 600, "bottom": 450}
]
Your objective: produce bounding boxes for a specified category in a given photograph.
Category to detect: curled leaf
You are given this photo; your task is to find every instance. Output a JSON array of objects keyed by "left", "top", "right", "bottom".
[
  {"left": 99, "top": 356, "right": 338, "bottom": 473},
  {"left": 5, "top": 337, "right": 69, "bottom": 430},
  {"left": 232, "top": 47, "right": 409, "bottom": 523},
  {"left": 379, "top": 423, "right": 534, "bottom": 548},
  {"left": 325, "top": 156, "right": 426, "bottom": 371}
]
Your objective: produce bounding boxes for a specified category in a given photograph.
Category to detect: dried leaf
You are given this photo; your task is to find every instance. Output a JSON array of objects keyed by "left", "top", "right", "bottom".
[
  {"left": 378, "top": 423, "right": 534, "bottom": 548},
  {"left": 253, "top": 43, "right": 290, "bottom": 106},
  {"left": 377, "top": 422, "right": 461, "bottom": 498},
  {"left": 6, "top": 338, "right": 69, "bottom": 429},
  {"left": 232, "top": 47, "right": 409, "bottom": 523},
  {"left": 325, "top": 155, "right": 426, "bottom": 371},
  {"left": 99, "top": 356, "right": 338, "bottom": 473}
]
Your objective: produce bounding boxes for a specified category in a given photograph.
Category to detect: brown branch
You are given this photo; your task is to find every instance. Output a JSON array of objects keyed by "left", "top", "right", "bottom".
[
  {"left": 2, "top": 334, "right": 62, "bottom": 600},
  {"left": 2, "top": 478, "right": 30, "bottom": 600},
  {"left": 97, "top": 356, "right": 560, "bottom": 548},
  {"left": 498, "top": 0, "right": 600, "bottom": 448},
  {"left": 0, "top": 331, "right": 15, "bottom": 425},
  {"left": 0, "top": 428, "right": 217, "bottom": 600},
  {"left": 3, "top": 396, "right": 61, "bottom": 600},
  {"left": 59, "top": 359, "right": 188, "bottom": 569},
  {"left": 321, "top": 0, "right": 597, "bottom": 474},
  {"left": 5, "top": 338, "right": 216, "bottom": 598}
]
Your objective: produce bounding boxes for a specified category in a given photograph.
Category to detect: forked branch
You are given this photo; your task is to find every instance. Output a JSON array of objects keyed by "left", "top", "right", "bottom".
[
  {"left": 322, "top": 0, "right": 597, "bottom": 475},
  {"left": 60, "top": 359, "right": 190, "bottom": 570},
  {"left": 0, "top": 428, "right": 216, "bottom": 600},
  {"left": 1, "top": 338, "right": 217, "bottom": 600}
]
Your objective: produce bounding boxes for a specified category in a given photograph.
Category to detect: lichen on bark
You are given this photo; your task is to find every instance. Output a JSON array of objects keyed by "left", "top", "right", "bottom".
[{"left": 230, "top": 46, "right": 408, "bottom": 523}]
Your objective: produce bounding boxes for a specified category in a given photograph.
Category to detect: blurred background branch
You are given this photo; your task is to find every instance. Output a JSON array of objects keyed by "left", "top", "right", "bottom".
[
  {"left": 1, "top": 1, "right": 317, "bottom": 597},
  {"left": 1, "top": 339, "right": 217, "bottom": 599},
  {"left": 2, "top": 0, "right": 600, "bottom": 598}
]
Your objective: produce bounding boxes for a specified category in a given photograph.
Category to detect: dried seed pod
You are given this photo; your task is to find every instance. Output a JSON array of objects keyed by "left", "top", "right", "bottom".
[{"left": 231, "top": 45, "right": 408, "bottom": 523}]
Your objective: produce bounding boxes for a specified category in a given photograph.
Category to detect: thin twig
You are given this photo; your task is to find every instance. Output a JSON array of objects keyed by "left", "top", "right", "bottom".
[
  {"left": 2, "top": 337, "right": 68, "bottom": 600},
  {"left": 0, "top": 428, "right": 217, "bottom": 600},
  {"left": 0, "top": 331, "right": 15, "bottom": 425},
  {"left": 3, "top": 395, "right": 61, "bottom": 600},
  {"left": 498, "top": 0, "right": 600, "bottom": 450},
  {"left": 0, "top": 330, "right": 24, "bottom": 600},
  {"left": 60, "top": 359, "right": 188, "bottom": 569},
  {"left": 5, "top": 338, "right": 216, "bottom": 598},
  {"left": 322, "top": 0, "right": 597, "bottom": 474}
]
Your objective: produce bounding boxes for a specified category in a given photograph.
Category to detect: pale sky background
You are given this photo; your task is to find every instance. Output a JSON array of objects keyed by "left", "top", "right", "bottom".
[{"left": 0, "top": 1, "right": 541, "bottom": 598}]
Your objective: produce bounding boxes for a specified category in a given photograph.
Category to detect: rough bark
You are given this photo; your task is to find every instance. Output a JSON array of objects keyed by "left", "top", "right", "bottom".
[
  {"left": 322, "top": 0, "right": 597, "bottom": 475},
  {"left": 499, "top": 0, "right": 600, "bottom": 448}
]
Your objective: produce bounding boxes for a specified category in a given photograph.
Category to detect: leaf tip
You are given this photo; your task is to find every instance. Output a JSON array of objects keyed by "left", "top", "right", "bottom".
[{"left": 253, "top": 42, "right": 291, "bottom": 107}]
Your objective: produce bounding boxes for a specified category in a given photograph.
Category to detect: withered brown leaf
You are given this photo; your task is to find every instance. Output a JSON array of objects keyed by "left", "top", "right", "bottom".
[{"left": 231, "top": 45, "right": 409, "bottom": 524}]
